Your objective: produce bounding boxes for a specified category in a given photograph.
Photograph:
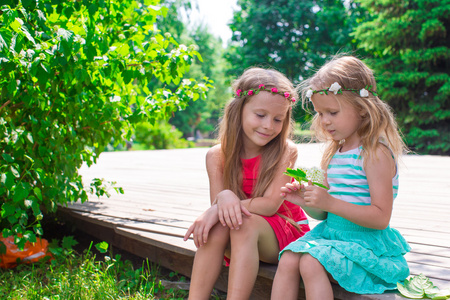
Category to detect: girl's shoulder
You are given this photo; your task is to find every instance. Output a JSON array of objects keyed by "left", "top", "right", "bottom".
[
  {"left": 286, "top": 139, "right": 298, "bottom": 152},
  {"left": 206, "top": 144, "right": 223, "bottom": 168},
  {"left": 207, "top": 144, "right": 221, "bottom": 155},
  {"left": 364, "top": 143, "right": 397, "bottom": 177},
  {"left": 368, "top": 142, "right": 396, "bottom": 163},
  {"left": 284, "top": 139, "right": 298, "bottom": 163}
]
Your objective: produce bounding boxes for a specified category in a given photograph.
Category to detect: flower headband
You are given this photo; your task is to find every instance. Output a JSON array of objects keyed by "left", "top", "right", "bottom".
[
  {"left": 306, "top": 82, "right": 378, "bottom": 100},
  {"left": 236, "top": 84, "right": 296, "bottom": 102}
]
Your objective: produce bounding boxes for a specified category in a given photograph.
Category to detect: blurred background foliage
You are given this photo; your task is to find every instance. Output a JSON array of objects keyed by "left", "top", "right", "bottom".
[
  {"left": 0, "top": 0, "right": 449, "bottom": 246},
  {"left": 154, "top": 0, "right": 449, "bottom": 154}
]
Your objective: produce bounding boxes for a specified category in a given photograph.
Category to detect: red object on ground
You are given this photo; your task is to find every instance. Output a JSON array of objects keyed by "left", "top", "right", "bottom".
[{"left": 0, "top": 234, "right": 52, "bottom": 268}]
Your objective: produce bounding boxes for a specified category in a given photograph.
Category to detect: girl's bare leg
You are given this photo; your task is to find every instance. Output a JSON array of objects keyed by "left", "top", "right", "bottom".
[
  {"left": 227, "top": 215, "right": 279, "bottom": 300},
  {"left": 188, "top": 224, "right": 230, "bottom": 300},
  {"left": 300, "top": 254, "right": 333, "bottom": 300},
  {"left": 271, "top": 251, "right": 301, "bottom": 300}
]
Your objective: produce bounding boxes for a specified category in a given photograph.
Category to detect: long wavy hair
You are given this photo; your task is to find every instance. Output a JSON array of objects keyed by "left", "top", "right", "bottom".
[
  {"left": 298, "top": 55, "right": 408, "bottom": 169},
  {"left": 218, "top": 67, "right": 298, "bottom": 199}
]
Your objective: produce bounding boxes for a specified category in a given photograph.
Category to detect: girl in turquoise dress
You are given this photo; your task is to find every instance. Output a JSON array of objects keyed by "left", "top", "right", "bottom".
[{"left": 271, "top": 56, "right": 411, "bottom": 300}]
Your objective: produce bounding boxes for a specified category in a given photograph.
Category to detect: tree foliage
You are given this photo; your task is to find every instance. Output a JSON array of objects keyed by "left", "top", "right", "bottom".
[
  {"left": 227, "top": 0, "right": 367, "bottom": 124},
  {"left": 0, "top": 0, "right": 211, "bottom": 249},
  {"left": 227, "top": 0, "right": 365, "bottom": 81},
  {"left": 156, "top": 0, "right": 231, "bottom": 139},
  {"left": 353, "top": 0, "right": 450, "bottom": 155},
  {"left": 169, "top": 23, "right": 231, "bottom": 138}
]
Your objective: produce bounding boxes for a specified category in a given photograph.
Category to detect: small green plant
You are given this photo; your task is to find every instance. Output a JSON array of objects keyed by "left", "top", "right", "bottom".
[
  {"left": 0, "top": 237, "right": 196, "bottom": 299},
  {"left": 397, "top": 274, "right": 450, "bottom": 299}
]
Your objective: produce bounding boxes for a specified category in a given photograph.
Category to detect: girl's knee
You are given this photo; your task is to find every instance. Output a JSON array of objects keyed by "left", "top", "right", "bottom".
[
  {"left": 278, "top": 251, "right": 301, "bottom": 271},
  {"left": 299, "top": 254, "right": 325, "bottom": 277},
  {"left": 203, "top": 224, "right": 230, "bottom": 248},
  {"left": 229, "top": 216, "right": 258, "bottom": 240}
]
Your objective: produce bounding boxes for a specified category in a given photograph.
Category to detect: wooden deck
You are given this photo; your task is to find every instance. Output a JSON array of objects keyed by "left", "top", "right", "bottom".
[{"left": 59, "top": 143, "right": 450, "bottom": 299}]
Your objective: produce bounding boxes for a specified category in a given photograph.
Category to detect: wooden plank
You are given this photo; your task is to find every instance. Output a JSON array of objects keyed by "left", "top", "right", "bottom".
[
  {"left": 407, "top": 243, "right": 450, "bottom": 258},
  {"left": 65, "top": 144, "right": 450, "bottom": 299}
]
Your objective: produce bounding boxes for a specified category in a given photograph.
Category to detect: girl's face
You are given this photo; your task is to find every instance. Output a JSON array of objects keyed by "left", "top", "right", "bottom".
[
  {"left": 312, "top": 93, "right": 363, "bottom": 150},
  {"left": 241, "top": 91, "right": 290, "bottom": 158}
]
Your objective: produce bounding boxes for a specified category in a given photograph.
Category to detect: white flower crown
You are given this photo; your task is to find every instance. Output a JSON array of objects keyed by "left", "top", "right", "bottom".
[{"left": 306, "top": 82, "right": 378, "bottom": 100}]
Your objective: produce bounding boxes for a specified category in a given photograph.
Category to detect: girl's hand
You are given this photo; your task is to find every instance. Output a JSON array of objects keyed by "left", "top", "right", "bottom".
[
  {"left": 216, "top": 190, "right": 251, "bottom": 230},
  {"left": 280, "top": 181, "right": 306, "bottom": 206},
  {"left": 184, "top": 205, "right": 219, "bottom": 248},
  {"left": 304, "top": 181, "right": 333, "bottom": 210}
]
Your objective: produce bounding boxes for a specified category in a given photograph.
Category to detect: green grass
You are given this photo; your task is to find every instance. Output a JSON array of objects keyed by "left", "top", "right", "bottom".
[{"left": 0, "top": 237, "right": 194, "bottom": 300}]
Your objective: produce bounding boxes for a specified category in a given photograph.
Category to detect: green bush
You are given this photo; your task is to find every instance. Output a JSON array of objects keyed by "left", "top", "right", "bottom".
[
  {"left": 0, "top": 0, "right": 211, "bottom": 249},
  {"left": 133, "top": 121, "right": 194, "bottom": 150}
]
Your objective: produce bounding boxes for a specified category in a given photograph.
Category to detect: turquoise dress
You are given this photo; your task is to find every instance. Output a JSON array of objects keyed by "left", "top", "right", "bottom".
[{"left": 280, "top": 146, "right": 411, "bottom": 294}]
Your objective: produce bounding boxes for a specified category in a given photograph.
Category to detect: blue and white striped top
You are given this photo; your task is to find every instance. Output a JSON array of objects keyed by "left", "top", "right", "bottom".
[{"left": 327, "top": 146, "right": 399, "bottom": 204}]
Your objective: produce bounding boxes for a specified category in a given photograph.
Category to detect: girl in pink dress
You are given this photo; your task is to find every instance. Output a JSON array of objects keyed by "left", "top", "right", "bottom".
[{"left": 184, "top": 67, "right": 310, "bottom": 299}]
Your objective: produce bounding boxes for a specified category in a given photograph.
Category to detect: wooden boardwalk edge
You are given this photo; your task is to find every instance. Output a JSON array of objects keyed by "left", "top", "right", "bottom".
[
  {"left": 60, "top": 145, "right": 449, "bottom": 300},
  {"left": 58, "top": 207, "right": 406, "bottom": 300}
]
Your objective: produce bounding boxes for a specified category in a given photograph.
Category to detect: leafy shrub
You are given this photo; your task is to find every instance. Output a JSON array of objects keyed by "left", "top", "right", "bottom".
[
  {"left": 0, "top": 0, "right": 211, "bottom": 249},
  {"left": 133, "top": 121, "right": 194, "bottom": 150}
]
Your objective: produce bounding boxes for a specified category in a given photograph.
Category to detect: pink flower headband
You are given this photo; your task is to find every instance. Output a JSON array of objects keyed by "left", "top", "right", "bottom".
[{"left": 236, "top": 84, "right": 296, "bottom": 103}]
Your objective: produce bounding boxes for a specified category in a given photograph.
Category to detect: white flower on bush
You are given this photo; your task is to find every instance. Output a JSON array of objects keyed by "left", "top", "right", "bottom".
[
  {"left": 360, "top": 88, "right": 369, "bottom": 97},
  {"left": 328, "top": 82, "right": 342, "bottom": 94}
]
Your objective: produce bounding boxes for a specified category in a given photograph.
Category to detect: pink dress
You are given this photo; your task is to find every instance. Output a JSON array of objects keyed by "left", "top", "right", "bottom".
[{"left": 242, "top": 155, "right": 310, "bottom": 250}]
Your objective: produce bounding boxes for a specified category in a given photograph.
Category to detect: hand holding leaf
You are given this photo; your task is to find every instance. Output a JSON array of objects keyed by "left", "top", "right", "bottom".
[{"left": 283, "top": 167, "right": 328, "bottom": 190}]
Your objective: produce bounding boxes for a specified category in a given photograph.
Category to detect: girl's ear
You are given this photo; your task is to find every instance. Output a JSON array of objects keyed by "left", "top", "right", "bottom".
[{"left": 359, "top": 108, "right": 368, "bottom": 117}]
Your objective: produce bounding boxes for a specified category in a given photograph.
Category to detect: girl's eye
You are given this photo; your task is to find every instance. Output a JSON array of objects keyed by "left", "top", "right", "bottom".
[
  {"left": 274, "top": 119, "right": 282, "bottom": 123},
  {"left": 256, "top": 113, "right": 265, "bottom": 118},
  {"left": 330, "top": 111, "right": 338, "bottom": 116}
]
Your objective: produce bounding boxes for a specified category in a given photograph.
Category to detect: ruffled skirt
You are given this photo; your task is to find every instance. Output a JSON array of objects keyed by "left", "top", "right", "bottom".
[{"left": 279, "top": 213, "right": 411, "bottom": 294}]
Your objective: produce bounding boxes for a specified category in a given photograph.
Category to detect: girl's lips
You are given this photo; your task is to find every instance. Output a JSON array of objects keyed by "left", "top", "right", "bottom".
[
  {"left": 328, "top": 130, "right": 335, "bottom": 135},
  {"left": 257, "top": 131, "right": 271, "bottom": 138}
]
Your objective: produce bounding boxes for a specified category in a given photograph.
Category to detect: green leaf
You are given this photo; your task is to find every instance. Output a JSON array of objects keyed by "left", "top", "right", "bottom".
[
  {"left": 95, "top": 241, "right": 109, "bottom": 253},
  {"left": 283, "top": 167, "right": 307, "bottom": 181},
  {"left": 397, "top": 281, "right": 425, "bottom": 299},
  {"left": 23, "top": 231, "right": 36, "bottom": 243},
  {"left": 312, "top": 182, "right": 329, "bottom": 189},
  {"left": 1, "top": 203, "right": 16, "bottom": 218},
  {"left": 428, "top": 288, "right": 450, "bottom": 299},
  {"left": 10, "top": 166, "right": 20, "bottom": 178},
  {"left": 62, "top": 236, "right": 78, "bottom": 250},
  {"left": 3, "top": 171, "right": 15, "bottom": 189},
  {"left": 0, "top": 241, "right": 6, "bottom": 255},
  {"left": 283, "top": 167, "right": 329, "bottom": 190},
  {"left": 397, "top": 274, "right": 448, "bottom": 299},
  {"left": 33, "top": 187, "right": 42, "bottom": 201},
  {"left": 13, "top": 183, "right": 30, "bottom": 203},
  {"left": 2, "top": 153, "right": 14, "bottom": 163},
  {"left": 0, "top": 32, "right": 8, "bottom": 51}
]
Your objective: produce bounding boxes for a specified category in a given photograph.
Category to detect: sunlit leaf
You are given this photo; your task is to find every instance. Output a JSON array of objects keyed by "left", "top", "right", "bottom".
[{"left": 95, "top": 241, "right": 109, "bottom": 253}]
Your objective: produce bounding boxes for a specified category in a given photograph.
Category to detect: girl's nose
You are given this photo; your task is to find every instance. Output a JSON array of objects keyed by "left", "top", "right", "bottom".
[
  {"left": 321, "top": 116, "right": 331, "bottom": 126},
  {"left": 262, "top": 118, "right": 273, "bottom": 129}
]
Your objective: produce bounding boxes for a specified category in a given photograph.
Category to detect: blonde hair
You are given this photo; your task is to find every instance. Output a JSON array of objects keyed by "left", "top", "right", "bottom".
[
  {"left": 299, "top": 55, "right": 408, "bottom": 169},
  {"left": 219, "top": 67, "right": 298, "bottom": 199}
]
